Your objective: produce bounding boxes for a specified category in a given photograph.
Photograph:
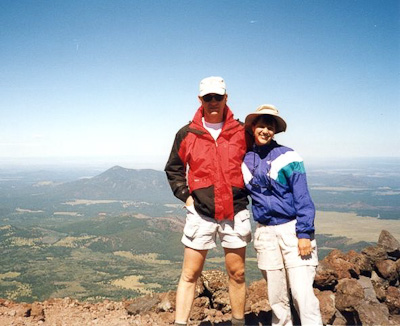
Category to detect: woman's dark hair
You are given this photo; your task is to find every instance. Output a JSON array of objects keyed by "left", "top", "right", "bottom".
[{"left": 252, "top": 115, "right": 277, "bottom": 127}]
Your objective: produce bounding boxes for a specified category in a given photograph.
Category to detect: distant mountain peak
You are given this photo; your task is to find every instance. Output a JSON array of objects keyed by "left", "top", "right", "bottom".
[
  {"left": 51, "top": 166, "right": 175, "bottom": 202},
  {"left": 109, "top": 165, "right": 125, "bottom": 170}
]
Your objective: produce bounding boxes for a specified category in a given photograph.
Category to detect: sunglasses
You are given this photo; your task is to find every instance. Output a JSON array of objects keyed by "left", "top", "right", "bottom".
[{"left": 202, "top": 94, "right": 225, "bottom": 102}]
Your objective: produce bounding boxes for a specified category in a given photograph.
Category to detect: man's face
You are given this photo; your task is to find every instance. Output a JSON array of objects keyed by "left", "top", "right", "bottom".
[{"left": 199, "top": 93, "right": 227, "bottom": 123}]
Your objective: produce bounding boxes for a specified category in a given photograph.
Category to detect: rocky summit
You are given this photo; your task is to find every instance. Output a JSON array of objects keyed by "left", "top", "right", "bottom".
[{"left": 0, "top": 230, "right": 399, "bottom": 326}]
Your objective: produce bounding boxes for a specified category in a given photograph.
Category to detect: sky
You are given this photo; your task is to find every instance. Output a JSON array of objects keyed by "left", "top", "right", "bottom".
[{"left": 1, "top": 0, "right": 399, "bottom": 170}]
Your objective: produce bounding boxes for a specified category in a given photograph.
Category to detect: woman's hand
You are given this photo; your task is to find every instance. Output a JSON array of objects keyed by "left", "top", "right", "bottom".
[
  {"left": 186, "top": 195, "right": 194, "bottom": 207},
  {"left": 298, "top": 238, "right": 312, "bottom": 257}
]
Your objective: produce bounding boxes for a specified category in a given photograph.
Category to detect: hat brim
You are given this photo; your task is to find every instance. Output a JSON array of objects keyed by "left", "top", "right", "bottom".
[
  {"left": 199, "top": 87, "right": 226, "bottom": 97},
  {"left": 244, "top": 112, "right": 287, "bottom": 134}
]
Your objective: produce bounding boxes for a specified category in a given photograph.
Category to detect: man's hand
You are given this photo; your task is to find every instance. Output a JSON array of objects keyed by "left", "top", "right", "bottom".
[
  {"left": 298, "top": 238, "right": 312, "bottom": 257},
  {"left": 186, "top": 196, "right": 194, "bottom": 207}
]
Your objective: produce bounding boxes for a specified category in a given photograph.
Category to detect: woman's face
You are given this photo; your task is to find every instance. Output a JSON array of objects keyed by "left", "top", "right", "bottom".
[{"left": 252, "top": 118, "right": 276, "bottom": 146}]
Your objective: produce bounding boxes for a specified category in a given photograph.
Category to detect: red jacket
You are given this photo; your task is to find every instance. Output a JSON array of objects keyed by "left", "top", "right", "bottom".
[{"left": 165, "top": 105, "right": 249, "bottom": 220}]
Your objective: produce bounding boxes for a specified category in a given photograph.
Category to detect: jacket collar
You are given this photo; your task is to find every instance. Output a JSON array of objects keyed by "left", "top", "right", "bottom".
[
  {"left": 253, "top": 140, "right": 279, "bottom": 157},
  {"left": 190, "top": 105, "right": 240, "bottom": 133}
]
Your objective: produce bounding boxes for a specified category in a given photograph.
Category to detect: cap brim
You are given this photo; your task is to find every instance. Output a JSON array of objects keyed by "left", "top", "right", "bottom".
[{"left": 199, "top": 87, "right": 226, "bottom": 97}]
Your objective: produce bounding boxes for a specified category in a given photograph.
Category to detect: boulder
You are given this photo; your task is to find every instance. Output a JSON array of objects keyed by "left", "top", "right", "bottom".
[
  {"left": 371, "top": 271, "right": 389, "bottom": 301},
  {"left": 201, "top": 307, "right": 228, "bottom": 324},
  {"left": 378, "top": 230, "right": 400, "bottom": 258},
  {"left": 346, "top": 250, "right": 373, "bottom": 274},
  {"left": 356, "top": 301, "right": 390, "bottom": 326},
  {"left": 396, "top": 259, "right": 400, "bottom": 274},
  {"left": 323, "top": 249, "right": 360, "bottom": 279},
  {"left": 156, "top": 291, "right": 175, "bottom": 312},
  {"left": 190, "top": 296, "right": 211, "bottom": 321},
  {"left": 385, "top": 286, "right": 400, "bottom": 315},
  {"left": 14, "top": 303, "right": 31, "bottom": 317},
  {"left": 376, "top": 259, "right": 398, "bottom": 283},
  {"left": 212, "top": 289, "right": 231, "bottom": 313},
  {"left": 362, "top": 245, "right": 388, "bottom": 265},
  {"left": 335, "top": 278, "right": 365, "bottom": 312},
  {"left": 314, "top": 259, "right": 339, "bottom": 290},
  {"left": 157, "top": 311, "right": 175, "bottom": 325},
  {"left": 195, "top": 277, "right": 205, "bottom": 297},
  {"left": 315, "top": 290, "right": 335, "bottom": 325},
  {"left": 357, "top": 275, "right": 379, "bottom": 303},
  {"left": 200, "top": 270, "right": 229, "bottom": 294},
  {"left": 30, "top": 302, "right": 45, "bottom": 321},
  {"left": 331, "top": 310, "right": 348, "bottom": 325},
  {"left": 124, "top": 294, "right": 160, "bottom": 315},
  {"left": 246, "top": 279, "right": 270, "bottom": 314}
]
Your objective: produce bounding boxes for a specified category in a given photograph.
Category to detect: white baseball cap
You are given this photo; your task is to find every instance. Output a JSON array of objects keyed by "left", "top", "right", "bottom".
[{"left": 199, "top": 76, "right": 226, "bottom": 97}]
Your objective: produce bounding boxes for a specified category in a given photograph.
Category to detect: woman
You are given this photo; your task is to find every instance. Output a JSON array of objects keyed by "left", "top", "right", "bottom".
[{"left": 242, "top": 104, "right": 322, "bottom": 326}]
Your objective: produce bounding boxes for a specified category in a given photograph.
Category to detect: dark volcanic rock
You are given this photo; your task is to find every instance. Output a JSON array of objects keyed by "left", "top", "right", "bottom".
[
  {"left": 156, "top": 291, "right": 175, "bottom": 313},
  {"left": 200, "top": 269, "right": 229, "bottom": 293},
  {"left": 346, "top": 250, "right": 373, "bottom": 274},
  {"left": 212, "top": 289, "right": 231, "bottom": 313},
  {"left": 314, "top": 259, "right": 339, "bottom": 290},
  {"left": 125, "top": 294, "right": 160, "bottom": 315},
  {"left": 323, "top": 249, "right": 360, "bottom": 279},
  {"left": 332, "top": 310, "right": 348, "bottom": 325},
  {"left": 30, "top": 302, "right": 45, "bottom": 321},
  {"left": 357, "top": 275, "right": 379, "bottom": 303},
  {"left": 245, "top": 279, "right": 270, "bottom": 314},
  {"left": 371, "top": 270, "right": 389, "bottom": 301},
  {"left": 362, "top": 245, "right": 388, "bottom": 265},
  {"left": 386, "top": 286, "right": 400, "bottom": 315},
  {"left": 356, "top": 301, "right": 390, "bottom": 326},
  {"left": 190, "top": 296, "right": 211, "bottom": 321},
  {"left": 376, "top": 259, "right": 398, "bottom": 282},
  {"left": 316, "top": 290, "right": 335, "bottom": 325},
  {"left": 378, "top": 230, "right": 400, "bottom": 258},
  {"left": 0, "top": 230, "right": 399, "bottom": 326},
  {"left": 335, "top": 278, "right": 365, "bottom": 312}
]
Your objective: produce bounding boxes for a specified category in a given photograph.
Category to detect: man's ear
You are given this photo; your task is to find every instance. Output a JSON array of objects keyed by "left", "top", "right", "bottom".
[{"left": 198, "top": 96, "right": 203, "bottom": 104}]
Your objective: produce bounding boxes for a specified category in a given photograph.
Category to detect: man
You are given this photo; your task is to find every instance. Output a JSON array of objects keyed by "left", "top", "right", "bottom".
[{"left": 165, "top": 76, "right": 251, "bottom": 326}]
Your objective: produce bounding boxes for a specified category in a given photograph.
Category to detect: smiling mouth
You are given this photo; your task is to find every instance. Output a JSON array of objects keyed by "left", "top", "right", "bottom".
[{"left": 259, "top": 135, "right": 270, "bottom": 141}]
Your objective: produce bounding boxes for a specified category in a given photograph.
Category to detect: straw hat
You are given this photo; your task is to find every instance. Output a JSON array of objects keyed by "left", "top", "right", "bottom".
[{"left": 244, "top": 104, "right": 287, "bottom": 134}]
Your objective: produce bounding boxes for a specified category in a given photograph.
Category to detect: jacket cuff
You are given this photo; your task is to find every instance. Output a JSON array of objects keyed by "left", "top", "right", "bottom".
[
  {"left": 297, "top": 232, "right": 311, "bottom": 239},
  {"left": 179, "top": 188, "right": 191, "bottom": 203}
]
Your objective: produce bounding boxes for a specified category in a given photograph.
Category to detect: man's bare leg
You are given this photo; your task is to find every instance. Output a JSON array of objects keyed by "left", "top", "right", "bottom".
[
  {"left": 224, "top": 246, "right": 246, "bottom": 322},
  {"left": 174, "top": 246, "right": 207, "bottom": 324}
]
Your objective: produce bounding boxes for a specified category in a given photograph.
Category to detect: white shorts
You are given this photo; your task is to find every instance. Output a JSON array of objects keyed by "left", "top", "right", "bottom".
[
  {"left": 181, "top": 205, "right": 252, "bottom": 250},
  {"left": 253, "top": 220, "right": 318, "bottom": 270}
]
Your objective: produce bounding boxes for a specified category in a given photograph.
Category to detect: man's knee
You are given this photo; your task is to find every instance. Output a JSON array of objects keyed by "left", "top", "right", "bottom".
[
  {"left": 228, "top": 268, "right": 245, "bottom": 284},
  {"left": 180, "top": 268, "right": 201, "bottom": 283}
]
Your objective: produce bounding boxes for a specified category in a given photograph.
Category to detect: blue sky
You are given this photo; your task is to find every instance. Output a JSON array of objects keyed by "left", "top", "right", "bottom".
[{"left": 1, "top": 0, "right": 399, "bottom": 170}]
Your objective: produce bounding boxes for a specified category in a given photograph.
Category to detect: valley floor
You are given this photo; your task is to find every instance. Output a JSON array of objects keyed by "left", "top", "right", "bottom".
[{"left": 316, "top": 210, "right": 400, "bottom": 243}]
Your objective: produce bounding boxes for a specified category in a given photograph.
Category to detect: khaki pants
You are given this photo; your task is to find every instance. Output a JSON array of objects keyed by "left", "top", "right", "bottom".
[
  {"left": 266, "top": 266, "right": 322, "bottom": 326},
  {"left": 254, "top": 221, "right": 322, "bottom": 326}
]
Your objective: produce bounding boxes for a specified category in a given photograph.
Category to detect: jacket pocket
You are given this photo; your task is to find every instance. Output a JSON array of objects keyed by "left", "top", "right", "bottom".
[{"left": 253, "top": 226, "right": 277, "bottom": 252}]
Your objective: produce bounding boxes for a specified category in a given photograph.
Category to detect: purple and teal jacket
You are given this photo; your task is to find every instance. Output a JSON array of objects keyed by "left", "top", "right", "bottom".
[{"left": 242, "top": 140, "right": 315, "bottom": 239}]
